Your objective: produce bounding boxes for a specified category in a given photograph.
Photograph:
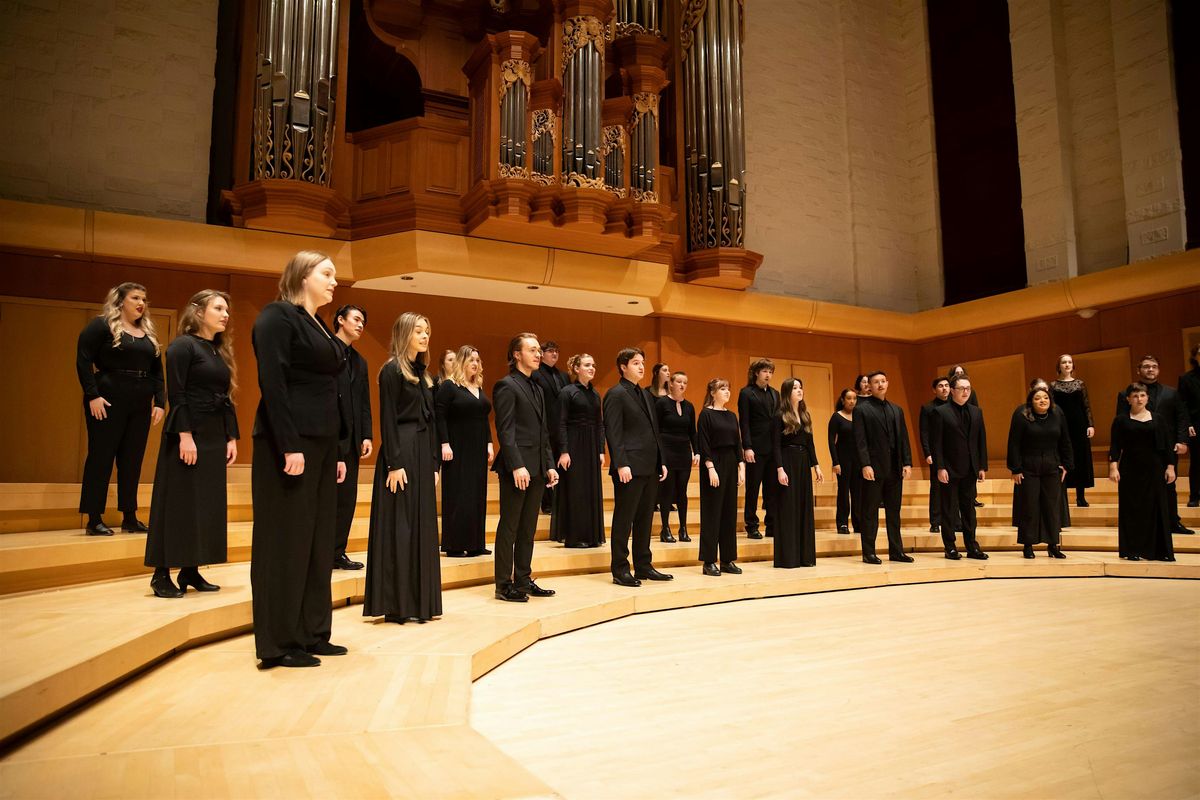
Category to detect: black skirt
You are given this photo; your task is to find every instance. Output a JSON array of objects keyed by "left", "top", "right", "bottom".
[
  {"left": 145, "top": 413, "right": 229, "bottom": 567},
  {"left": 774, "top": 446, "right": 816, "bottom": 567}
]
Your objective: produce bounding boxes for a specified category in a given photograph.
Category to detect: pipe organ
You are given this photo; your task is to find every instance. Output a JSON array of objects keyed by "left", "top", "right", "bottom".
[{"left": 561, "top": 16, "right": 606, "bottom": 187}]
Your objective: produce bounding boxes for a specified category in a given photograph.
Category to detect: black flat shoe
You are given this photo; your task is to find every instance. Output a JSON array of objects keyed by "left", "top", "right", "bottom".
[
  {"left": 612, "top": 572, "right": 642, "bottom": 587},
  {"left": 929, "top": 525, "right": 940, "bottom": 533},
  {"left": 1023, "top": 545, "right": 1035, "bottom": 559},
  {"left": 1172, "top": 524, "right": 1196, "bottom": 535},
  {"left": 678, "top": 529, "right": 692, "bottom": 542},
  {"left": 634, "top": 568, "right": 673, "bottom": 581},
  {"left": 334, "top": 553, "right": 364, "bottom": 569},
  {"left": 469, "top": 549, "right": 492, "bottom": 556},
  {"left": 1160, "top": 555, "right": 1176, "bottom": 562},
  {"left": 720, "top": 561, "right": 742, "bottom": 574},
  {"left": 306, "top": 641, "right": 348, "bottom": 656},
  {"left": 259, "top": 650, "right": 320, "bottom": 669},
  {"left": 702, "top": 562, "right": 721, "bottom": 577},
  {"left": 1122, "top": 555, "right": 1142, "bottom": 561},
  {"left": 890, "top": 554, "right": 915, "bottom": 563},
  {"left": 966, "top": 550, "right": 989, "bottom": 560},
  {"left": 837, "top": 525, "right": 850, "bottom": 535},
  {"left": 945, "top": 550, "right": 961, "bottom": 560},
  {"left": 862, "top": 554, "right": 882, "bottom": 565},
  {"left": 494, "top": 587, "right": 529, "bottom": 602},
  {"left": 177, "top": 568, "right": 220, "bottom": 592},
  {"left": 150, "top": 572, "right": 184, "bottom": 598},
  {"left": 121, "top": 519, "right": 149, "bottom": 533},
  {"left": 746, "top": 531, "right": 764, "bottom": 540},
  {"left": 1076, "top": 499, "right": 1090, "bottom": 508},
  {"left": 86, "top": 522, "right": 115, "bottom": 536},
  {"left": 973, "top": 500, "right": 984, "bottom": 507},
  {"left": 526, "top": 581, "right": 555, "bottom": 597},
  {"left": 660, "top": 528, "right": 676, "bottom": 543},
  {"left": 1048, "top": 546, "right": 1067, "bottom": 559}
]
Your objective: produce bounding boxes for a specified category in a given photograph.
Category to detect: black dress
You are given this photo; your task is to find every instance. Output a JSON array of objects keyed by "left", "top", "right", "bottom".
[
  {"left": 1006, "top": 407, "right": 1073, "bottom": 544},
  {"left": 827, "top": 411, "right": 861, "bottom": 532},
  {"left": 364, "top": 362, "right": 442, "bottom": 620},
  {"left": 552, "top": 382, "right": 606, "bottom": 547},
  {"left": 774, "top": 417, "right": 818, "bottom": 567},
  {"left": 698, "top": 407, "right": 743, "bottom": 564},
  {"left": 656, "top": 395, "right": 697, "bottom": 529},
  {"left": 435, "top": 380, "right": 492, "bottom": 555},
  {"left": 145, "top": 335, "right": 238, "bottom": 568},
  {"left": 1109, "top": 415, "right": 1174, "bottom": 560},
  {"left": 1052, "top": 379, "right": 1095, "bottom": 489}
]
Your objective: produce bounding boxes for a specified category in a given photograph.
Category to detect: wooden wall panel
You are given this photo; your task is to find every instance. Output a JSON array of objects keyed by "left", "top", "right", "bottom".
[{"left": 1069, "top": 347, "right": 1132, "bottom": 450}]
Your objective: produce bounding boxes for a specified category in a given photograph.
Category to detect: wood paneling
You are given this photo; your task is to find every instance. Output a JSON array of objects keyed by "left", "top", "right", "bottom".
[
  {"left": 781, "top": 360, "right": 835, "bottom": 469},
  {"left": 1069, "top": 347, "right": 1132, "bottom": 449}
]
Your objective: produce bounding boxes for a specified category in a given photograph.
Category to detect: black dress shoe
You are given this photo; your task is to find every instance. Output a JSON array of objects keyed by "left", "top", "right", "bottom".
[
  {"left": 469, "top": 549, "right": 492, "bottom": 556},
  {"left": 890, "top": 553, "right": 915, "bottom": 563},
  {"left": 660, "top": 528, "right": 676, "bottom": 543},
  {"left": 1172, "top": 524, "right": 1196, "bottom": 535},
  {"left": 1160, "top": 555, "right": 1176, "bottom": 562},
  {"left": 333, "top": 553, "right": 365, "bottom": 569},
  {"left": 177, "top": 568, "right": 220, "bottom": 592},
  {"left": 1023, "top": 545, "right": 1035, "bottom": 559},
  {"left": 1124, "top": 555, "right": 1143, "bottom": 561},
  {"left": 944, "top": 550, "right": 961, "bottom": 560},
  {"left": 862, "top": 554, "right": 882, "bottom": 565},
  {"left": 702, "top": 562, "right": 721, "bottom": 576},
  {"left": 678, "top": 529, "right": 692, "bottom": 542},
  {"left": 259, "top": 650, "right": 320, "bottom": 669},
  {"left": 150, "top": 571, "right": 184, "bottom": 598},
  {"left": 746, "top": 530, "right": 764, "bottom": 540},
  {"left": 86, "top": 521, "right": 115, "bottom": 536},
  {"left": 720, "top": 561, "right": 742, "bottom": 574},
  {"left": 837, "top": 525, "right": 850, "bottom": 535},
  {"left": 929, "top": 524, "right": 940, "bottom": 533},
  {"left": 612, "top": 572, "right": 642, "bottom": 587},
  {"left": 973, "top": 500, "right": 984, "bottom": 507},
  {"left": 1187, "top": 499, "right": 1199, "bottom": 508},
  {"left": 121, "top": 518, "right": 149, "bottom": 533},
  {"left": 1076, "top": 499, "right": 1090, "bottom": 508},
  {"left": 565, "top": 542, "right": 589, "bottom": 548},
  {"left": 525, "top": 581, "right": 555, "bottom": 597},
  {"left": 966, "top": 550, "right": 988, "bottom": 560},
  {"left": 634, "top": 568, "right": 674, "bottom": 581},
  {"left": 494, "top": 586, "right": 529, "bottom": 602},
  {"left": 306, "top": 641, "right": 348, "bottom": 656},
  {"left": 1047, "top": 546, "right": 1067, "bottom": 559}
]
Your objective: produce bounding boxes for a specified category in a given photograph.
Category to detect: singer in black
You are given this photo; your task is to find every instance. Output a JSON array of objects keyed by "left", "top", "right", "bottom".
[
  {"left": 553, "top": 353, "right": 606, "bottom": 549},
  {"left": 656, "top": 371, "right": 698, "bottom": 543},
  {"left": 697, "top": 379, "right": 745, "bottom": 576},
  {"left": 919, "top": 377, "right": 950, "bottom": 533},
  {"left": 535, "top": 340, "right": 569, "bottom": 520},
  {"left": 827, "top": 389, "right": 860, "bottom": 535},
  {"left": 739, "top": 358, "right": 780, "bottom": 539},
  {"left": 333, "top": 304, "right": 372, "bottom": 570},
  {"left": 1180, "top": 344, "right": 1200, "bottom": 508},
  {"left": 145, "top": 290, "right": 239, "bottom": 598},
  {"left": 76, "top": 282, "right": 165, "bottom": 535},
  {"left": 930, "top": 376, "right": 988, "bottom": 560},
  {"left": 1109, "top": 382, "right": 1176, "bottom": 561},
  {"left": 604, "top": 347, "right": 672, "bottom": 586},
  {"left": 853, "top": 371, "right": 914, "bottom": 564},
  {"left": 1051, "top": 354, "right": 1095, "bottom": 509},
  {"left": 774, "top": 378, "right": 822, "bottom": 568},
  {"left": 436, "top": 345, "right": 494, "bottom": 557},
  {"left": 1007, "top": 385, "right": 1073, "bottom": 558},
  {"left": 250, "top": 251, "right": 346, "bottom": 669}
]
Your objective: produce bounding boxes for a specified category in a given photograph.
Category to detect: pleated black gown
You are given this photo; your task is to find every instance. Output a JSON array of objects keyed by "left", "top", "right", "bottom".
[
  {"left": 773, "top": 417, "right": 818, "bottom": 567},
  {"left": 364, "top": 362, "right": 442, "bottom": 620},
  {"left": 1052, "top": 379, "right": 1095, "bottom": 489},
  {"left": 435, "top": 380, "right": 492, "bottom": 555},
  {"left": 145, "top": 335, "right": 239, "bottom": 568},
  {"left": 551, "top": 382, "right": 606, "bottom": 547},
  {"left": 1006, "top": 407, "right": 1073, "bottom": 544},
  {"left": 1110, "top": 414, "right": 1175, "bottom": 560}
]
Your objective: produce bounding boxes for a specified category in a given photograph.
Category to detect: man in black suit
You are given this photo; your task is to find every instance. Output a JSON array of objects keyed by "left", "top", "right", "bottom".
[
  {"left": 1116, "top": 354, "right": 1193, "bottom": 534},
  {"left": 492, "top": 333, "right": 560, "bottom": 602},
  {"left": 604, "top": 347, "right": 672, "bottom": 586},
  {"left": 1179, "top": 344, "right": 1200, "bottom": 508},
  {"left": 534, "top": 340, "right": 569, "bottom": 516},
  {"left": 739, "top": 358, "right": 780, "bottom": 539},
  {"left": 332, "top": 305, "right": 372, "bottom": 570},
  {"left": 920, "top": 377, "right": 950, "bottom": 534},
  {"left": 931, "top": 376, "right": 989, "bottom": 560},
  {"left": 853, "top": 370, "right": 914, "bottom": 564}
]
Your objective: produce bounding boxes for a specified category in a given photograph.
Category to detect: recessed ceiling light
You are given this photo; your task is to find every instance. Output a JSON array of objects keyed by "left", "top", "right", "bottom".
[
  {"left": 527, "top": 285, "right": 540, "bottom": 290},
  {"left": 400, "top": 275, "right": 414, "bottom": 281},
  {"left": 627, "top": 300, "right": 638, "bottom": 305}
]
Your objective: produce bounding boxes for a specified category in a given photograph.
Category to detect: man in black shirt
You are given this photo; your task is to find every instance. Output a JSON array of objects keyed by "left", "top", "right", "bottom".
[
  {"left": 931, "top": 376, "right": 988, "bottom": 559},
  {"left": 1179, "top": 344, "right": 1200, "bottom": 507},
  {"left": 333, "top": 305, "right": 372, "bottom": 570},
  {"left": 738, "top": 358, "right": 780, "bottom": 539},
  {"left": 919, "top": 377, "right": 950, "bottom": 533},
  {"left": 534, "top": 340, "right": 569, "bottom": 517},
  {"left": 853, "top": 370, "right": 914, "bottom": 563}
]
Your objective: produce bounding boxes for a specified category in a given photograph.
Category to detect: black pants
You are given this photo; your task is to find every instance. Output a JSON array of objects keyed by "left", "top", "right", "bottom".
[
  {"left": 495, "top": 474, "right": 545, "bottom": 591},
  {"left": 700, "top": 450, "right": 739, "bottom": 563},
  {"left": 938, "top": 476, "right": 979, "bottom": 553},
  {"left": 250, "top": 434, "right": 337, "bottom": 660},
  {"left": 334, "top": 450, "right": 360, "bottom": 556},
  {"left": 928, "top": 473, "right": 942, "bottom": 528},
  {"left": 744, "top": 455, "right": 778, "bottom": 534},
  {"left": 860, "top": 468, "right": 905, "bottom": 559},
  {"left": 658, "top": 463, "right": 692, "bottom": 531},
  {"left": 611, "top": 474, "right": 657, "bottom": 576},
  {"left": 1189, "top": 434, "right": 1199, "bottom": 503},
  {"left": 79, "top": 387, "right": 154, "bottom": 516},
  {"left": 835, "top": 470, "right": 863, "bottom": 531}
]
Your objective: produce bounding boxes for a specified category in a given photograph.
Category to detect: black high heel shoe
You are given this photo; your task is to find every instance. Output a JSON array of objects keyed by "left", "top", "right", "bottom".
[
  {"left": 1048, "top": 545, "right": 1067, "bottom": 559},
  {"left": 678, "top": 528, "right": 692, "bottom": 542},
  {"left": 1023, "top": 545, "right": 1035, "bottom": 559},
  {"left": 150, "top": 568, "right": 184, "bottom": 598},
  {"left": 660, "top": 527, "right": 676, "bottom": 543},
  {"left": 176, "top": 567, "right": 220, "bottom": 592}
]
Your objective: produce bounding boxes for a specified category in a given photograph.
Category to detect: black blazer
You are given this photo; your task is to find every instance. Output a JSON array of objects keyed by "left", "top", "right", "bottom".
[
  {"left": 918, "top": 398, "right": 946, "bottom": 459},
  {"left": 337, "top": 344, "right": 373, "bottom": 460},
  {"left": 853, "top": 396, "right": 913, "bottom": 475},
  {"left": 603, "top": 378, "right": 663, "bottom": 477},
  {"left": 251, "top": 301, "right": 343, "bottom": 453},
  {"left": 931, "top": 401, "right": 987, "bottom": 479},
  {"left": 1179, "top": 368, "right": 1200, "bottom": 430},
  {"left": 738, "top": 384, "right": 781, "bottom": 455},
  {"left": 1115, "top": 382, "right": 1189, "bottom": 445},
  {"left": 492, "top": 368, "right": 553, "bottom": 477}
]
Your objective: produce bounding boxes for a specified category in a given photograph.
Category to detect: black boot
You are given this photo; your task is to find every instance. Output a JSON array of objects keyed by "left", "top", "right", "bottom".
[
  {"left": 1076, "top": 488, "right": 1089, "bottom": 508},
  {"left": 150, "top": 568, "right": 184, "bottom": 598},
  {"left": 177, "top": 566, "right": 220, "bottom": 592},
  {"left": 1023, "top": 544, "right": 1035, "bottom": 559},
  {"left": 660, "top": 526, "right": 676, "bottom": 543},
  {"left": 1048, "top": 544, "right": 1067, "bottom": 559},
  {"left": 678, "top": 527, "right": 692, "bottom": 542}
]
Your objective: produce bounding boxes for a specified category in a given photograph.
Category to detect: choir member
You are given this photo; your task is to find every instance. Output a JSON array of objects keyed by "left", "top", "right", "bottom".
[
  {"left": 1179, "top": 344, "right": 1200, "bottom": 508},
  {"left": 648, "top": 362, "right": 671, "bottom": 399},
  {"left": 433, "top": 349, "right": 456, "bottom": 391},
  {"left": 1051, "top": 354, "right": 1095, "bottom": 508},
  {"left": 853, "top": 371, "right": 914, "bottom": 564},
  {"left": 1006, "top": 385, "right": 1072, "bottom": 558},
  {"left": 827, "top": 389, "right": 861, "bottom": 535},
  {"left": 604, "top": 347, "right": 672, "bottom": 586},
  {"left": 363, "top": 312, "right": 442, "bottom": 623},
  {"left": 332, "top": 304, "right": 372, "bottom": 571},
  {"left": 931, "top": 376, "right": 988, "bottom": 560},
  {"left": 947, "top": 365, "right": 980, "bottom": 407},
  {"left": 436, "top": 345, "right": 494, "bottom": 557},
  {"left": 739, "top": 358, "right": 780, "bottom": 539},
  {"left": 144, "top": 290, "right": 238, "bottom": 597},
  {"left": 698, "top": 379, "right": 745, "bottom": 575},
  {"left": 656, "top": 371, "right": 698, "bottom": 543},
  {"left": 855, "top": 374, "right": 870, "bottom": 399},
  {"left": 250, "top": 251, "right": 346, "bottom": 669},
  {"left": 774, "top": 378, "right": 822, "bottom": 568},
  {"left": 76, "top": 282, "right": 165, "bottom": 536},
  {"left": 534, "top": 340, "right": 568, "bottom": 519},
  {"left": 553, "top": 353, "right": 606, "bottom": 549},
  {"left": 1109, "top": 382, "right": 1177, "bottom": 561},
  {"left": 1115, "top": 355, "right": 1192, "bottom": 534},
  {"left": 919, "top": 377, "right": 951, "bottom": 534},
  {"left": 492, "top": 333, "right": 560, "bottom": 601}
]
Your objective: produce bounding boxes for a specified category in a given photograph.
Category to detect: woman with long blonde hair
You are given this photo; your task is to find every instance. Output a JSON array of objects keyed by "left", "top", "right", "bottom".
[
  {"left": 76, "top": 282, "right": 166, "bottom": 536},
  {"left": 773, "top": 377, "right": 823, "bottom": 568},
  {"left": 144, "top": 290, "right": 240, "bottom": 598},
  {"left": 435, "top": 344, "right": 494, "bottom": 556},
  {"left": 364, "top": 312, "right": 443, "bottom": 623}
]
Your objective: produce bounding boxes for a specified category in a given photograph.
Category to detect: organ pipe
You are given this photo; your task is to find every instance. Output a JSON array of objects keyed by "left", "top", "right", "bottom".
[{"left": 561, "top": 16, "right": 606, "bottom": 188}]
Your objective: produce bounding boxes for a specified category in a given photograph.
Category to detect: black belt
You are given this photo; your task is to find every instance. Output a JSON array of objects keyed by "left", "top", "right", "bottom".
[{"left": 105, "top": 369, "right": 150, "bottom": 378}]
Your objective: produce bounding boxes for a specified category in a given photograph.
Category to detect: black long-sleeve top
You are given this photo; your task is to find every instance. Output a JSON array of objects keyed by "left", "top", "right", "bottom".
[
  {"left": 738, "top": 384, "right": 780, "bottom": 454},
  {"left": 656, "top": 395, "right": 697, "bottom": 469},
  {"left": 698, "top": 407, "right": 744, "bottom": 466},
  {"left": 1108, "top": 413, "right": 1176, "bottom": 466},
  {"left": 772, "top": 416, "right": 819, "bottom": 466},
  {"left": 556, "top": 381, "right": 605, "bottom": 457},
  {"left": 162, "top": 334, "right": 239, "bottom": 439},
  {"left": 75, "top": 316, "right": 165, "bottom": 406},
  {"left": 826, "top": 411, "right": 858, "bottom": 470},
  {"left": 378, "top": 360, "right": 439, "bottom": 473},
  {"left": 1006, "top": 407, "right": 1073, "bottom": 475}
]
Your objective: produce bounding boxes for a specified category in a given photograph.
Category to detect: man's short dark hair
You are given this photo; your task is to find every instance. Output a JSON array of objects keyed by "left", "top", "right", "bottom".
[
  {"left": 932, "top": 377, "right": 950, "bottom": 389},
  {"left": 950, "top": 375, "right": 971, "bottom": 390},
  {"left": 335, "top": 304, "right": 367, "bottom": 325},
  {"left": 1138, "top": 354, "right": 1159, "bottom": 366},
  {"left": 542, "top": 340, "right": 559, "bottom": 352},
  {"left": 867, "top": 370, "right": 887, "bottom": 382},
  {"left": 616, "top": 347, "right": 645, "bottom": 370}
]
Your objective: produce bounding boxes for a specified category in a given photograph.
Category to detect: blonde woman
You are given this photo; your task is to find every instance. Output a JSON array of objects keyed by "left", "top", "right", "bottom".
[
  {"left": 773, "top": 378, "right": 823, "bottom": 567},
  {"left": 250, "top": 251, "right": 345, "bottom": 669},
  {"left": 364, "top": 312, "right": 442, "bottom": 623},
  {"left": 75, "top": 282, "right": 165, "bottom": 536},
  {"left": 144, "top": 290, "right": 239, "bottom": 598},
  {"left": 435, "top": 345, "right": 493, "bottom": 557}
]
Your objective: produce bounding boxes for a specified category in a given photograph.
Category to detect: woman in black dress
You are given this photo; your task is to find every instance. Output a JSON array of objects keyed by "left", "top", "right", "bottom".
[
  {"left": 1051, "top": 354, "right": 1095, "bottom": 508},
  {"left": 827, "top": 388, "right": 860, "bottom": 535},
  {"left": 553, "top": 353, "right": 606, "bottom": 548},
  {"left": 698, "top": 379, "right": 745, "bottom": 576},
  {"left": 1006, "top": 385, "right": 1073, "bottom": 558},
  {"left": 76, "top": 282, "right": 165, "bottom": 536},
  {"left": 854, "top": 374, "right": 870, "bottom": 400},
  {"left": 433, "top": 349, "right": 456, "bottom": 392},
  {"left": 250, "top": 251, "right": 345, "bottom": 669},
  {"left": 436, "top": 345, "right": 493, "bottom": 557},
  {"left": 774, "top": 378, "right": 823, "bottom": 567},
  {"left": 145, "top": 290, "right": 239, "bottom": 598},
  {"left": 648, "top": 362, "right": 671, "bottom": 399},
  {"left": 1109, "top": 383, "right": 1176, "bottom": 561},
  {"left": 656, "top": 371, "right": 698, "bottom": 543},
  {"left": 364, "top": 312, "right": 442, "bottom": 623}
]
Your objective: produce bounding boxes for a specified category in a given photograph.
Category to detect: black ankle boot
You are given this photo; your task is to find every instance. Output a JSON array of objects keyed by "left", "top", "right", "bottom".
[
  {"left": 177, "top": 567, "right": 220, "bottom": 592},
  {"left": 660, "top": 526, "right": 676, "bottom": 543},
  {"left": 1076, "top": 489, "right": 1089, "bottom": 508},
  {"left": 678, "top": 528, "right": 692, "bottom": 542},
  {"left": 1023, "top": 544, "right": 1035, "bottom": 559},
  {"left": 150, "top": 568, "right": 184, "bottom": 598},
  {"left": 1048, "top": 545, "right": 1067, "bottom": 559}
]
